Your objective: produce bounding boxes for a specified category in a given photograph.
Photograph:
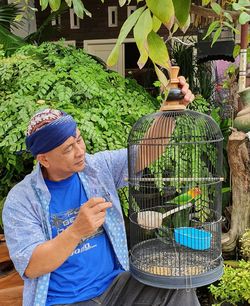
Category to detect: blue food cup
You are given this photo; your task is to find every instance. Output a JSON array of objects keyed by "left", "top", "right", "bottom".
[{"left": 174, "top": 227, "right": 212, "bottom": 250}]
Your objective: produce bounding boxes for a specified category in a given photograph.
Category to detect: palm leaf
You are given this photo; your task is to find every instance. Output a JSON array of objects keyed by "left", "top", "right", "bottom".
[
  {"left": 0, "top": 4, "right": 23, "bottom": 30},
  {"left": 0, "top": 25, "right": 26, "bottom": 56}
]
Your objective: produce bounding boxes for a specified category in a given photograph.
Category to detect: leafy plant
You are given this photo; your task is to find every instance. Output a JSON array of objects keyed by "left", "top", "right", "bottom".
[
  {"left": 0, "top": 24, "right": 26, "bottom": 56},
  {"left": 0, "top": 42, "right": 156, "bottom": 223},
  {"left": 209, "top": 260, "right": 250, "bottom": 306},
  {"left": 0, "top": 2, "right": 69, "bottom": 56},
  {"left": 240, "top": 228, "right": 250, "bottom": 260},
  {"left": 0, "top": 3, "right": 23, "bottom": 29},
  {"left": 9, "top": 0, "right": 249, "bottom": 88}
]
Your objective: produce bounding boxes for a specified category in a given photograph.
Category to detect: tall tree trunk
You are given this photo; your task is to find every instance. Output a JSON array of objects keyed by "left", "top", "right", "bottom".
[{"left": 222, "top": 129, "right": 250, "bottom": 252}]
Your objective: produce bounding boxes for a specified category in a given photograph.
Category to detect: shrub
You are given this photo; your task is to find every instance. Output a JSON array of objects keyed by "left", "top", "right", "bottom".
[
  {"left": 209, "top": 260, "right": 250, "bottom": 306},
  {"left": 0, "top": 42, "right": 156, "bottom": 222},
  {"left": 240, "top": 228, "right": 250, "bottom": 261}
]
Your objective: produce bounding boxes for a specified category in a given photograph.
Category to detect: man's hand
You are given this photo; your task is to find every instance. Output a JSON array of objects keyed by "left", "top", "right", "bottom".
[
  {"left": 178, "top": 76, "right": 194, "bottom": 106},
  {"left": 70, "top": 197, "right": 112, "bottom": 240},
  {"left": 25, "top": 197, "right": 112, "bottom": 278}
]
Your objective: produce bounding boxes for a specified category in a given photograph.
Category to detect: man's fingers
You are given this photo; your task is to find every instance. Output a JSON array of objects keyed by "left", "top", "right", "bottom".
[
  {"left": 178, "top": 76, "right": 186, "bottom": 85},
  {"left": 183, "top": 91, "right": 194, "bottom": 104},
  {"left": 181, "top": 83, "right": 189, "bottom": 95},
  {"left": 86, "top": 197, "right": 106, "bottom": 208},
  {"left": 177, "top": 76, "right": 194, "bottom": 105},
  {"left": 94, "top": 202, "right": 112, "bottom": 213}
]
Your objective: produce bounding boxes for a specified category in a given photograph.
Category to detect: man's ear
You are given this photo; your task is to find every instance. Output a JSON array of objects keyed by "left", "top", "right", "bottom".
[{"left": 37, "top": 153, "right": 50, "bottom": 168}]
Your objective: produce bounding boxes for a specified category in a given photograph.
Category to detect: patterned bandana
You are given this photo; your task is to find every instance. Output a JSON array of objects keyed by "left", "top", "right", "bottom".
[{"left": 26, "top": 109, "right": 77, "bottom": 156}]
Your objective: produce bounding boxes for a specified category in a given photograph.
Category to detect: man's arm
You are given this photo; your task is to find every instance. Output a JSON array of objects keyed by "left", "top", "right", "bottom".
[{"left": 24, "top": 197, "right": 111, "bottom": 279}]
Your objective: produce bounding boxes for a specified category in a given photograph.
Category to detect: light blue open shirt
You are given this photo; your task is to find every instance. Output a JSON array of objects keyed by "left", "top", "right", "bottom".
[{"left": 3, "top": 149, "right": 129, "bottom": 306}]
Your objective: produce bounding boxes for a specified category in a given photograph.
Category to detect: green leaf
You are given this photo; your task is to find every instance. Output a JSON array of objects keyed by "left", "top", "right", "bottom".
[
  {"left": 239, "top": 11, "right": 250, "bottom": 24},
  {"left": 223, "top": 11, "right": 233, "bottom": 22},
  {"left": 146, "top": 0, "right": 174, "bottom": 24},
  {"left": 40, "top": 0, "right": 49, "bottom": 11},
  {"left": 72, "top": 0, "right": 84, "bottom": 18},
  {"left": 211, "top": 2, "right": 222, "bottom": 15},
  {"left": 154, "top": 64, "right": 169, "bottom": 89},
  {"left": 152, "top": 15, "right": 162, "bottom": 32},
  {"left": 172, "top": 0, "right": 191, "bottom": 28},
  {"left": 106, "top": 44, "right": 120, "bottom": 67},
  {"left": 107, "top": 6, "right": 146, "bottom": 66},
  {"left": 83, "top": 4, "right": 92, "bottom": 18},
  {"left": 232, "top": 3, "right": 244, "bottom": 10},
  {"left": 223, "top": 21, "right": 239, "bottom": 34},
  {"left": 171, "top": 22, "right": 179, "bottom": 35},
  {"left": 134, "top": 8, "right": 152, "bottom": 69},
  {"left": 119, "top": 0, "right": 127, "bottom": 6},
  {"left": 64, "top": 0, "right": 72, "bottom": 6},
  {"left": 202, "top": 20, "right": 219, "bottom": 40},
  {"left": 180, "top": 14, "right": 190, "bottom": 33},
  {"left": 238, "top": 0, "right": 250, "bottom": 6},
  {"left": 211, "top": 27, "right": 222, "bottom": 46},
  {"left": 202, "top": 0, "right": 210, "bottom": 5},
  {"left": 49, "top": 0, "right": 61, "bottom": 11},
  {"left": 14, "top": 15, "right": 23, "bottom": 22},
  {"left": 147, "top": 31, "right": 169, "bottom": 69},
  {"left": 222, "top": 187, "right": 231, "bottom": 193}
]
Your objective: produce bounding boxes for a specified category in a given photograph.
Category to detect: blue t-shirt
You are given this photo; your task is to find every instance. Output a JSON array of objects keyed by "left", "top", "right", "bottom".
[{"left": 45, "top": 173, "right": 123, "bottom": 306}]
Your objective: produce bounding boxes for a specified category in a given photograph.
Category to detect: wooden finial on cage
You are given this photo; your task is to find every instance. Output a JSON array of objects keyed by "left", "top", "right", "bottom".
[{"left": 160, "top": 66, "right": 186, "bottom": 111}]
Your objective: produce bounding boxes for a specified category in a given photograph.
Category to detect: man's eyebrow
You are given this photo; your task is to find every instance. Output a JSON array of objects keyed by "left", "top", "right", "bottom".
[
  {"left": 62, "top": 140, "right": 75, "bottom": 151},
  {"left": 62, "top": 134, "right": 81, "bottom": 151}
]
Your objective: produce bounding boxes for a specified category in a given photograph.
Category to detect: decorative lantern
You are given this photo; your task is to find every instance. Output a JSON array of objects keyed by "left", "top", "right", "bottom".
[{"left": 128, "top": 67, "right": 224, "bottom": 289}]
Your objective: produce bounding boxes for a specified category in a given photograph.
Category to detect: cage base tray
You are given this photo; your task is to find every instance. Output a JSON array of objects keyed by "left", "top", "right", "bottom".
[
  {"left": 130, "top": 259, "right": 223, "bottom": 289},
  {"left": 129, "top": 238, "right": 223, "bottom": 289}
]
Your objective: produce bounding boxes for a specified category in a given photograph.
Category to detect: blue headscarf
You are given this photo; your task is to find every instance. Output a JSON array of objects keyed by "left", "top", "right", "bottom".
[{"left": 26, "top": 112, "right": 77, "bottom": 156}]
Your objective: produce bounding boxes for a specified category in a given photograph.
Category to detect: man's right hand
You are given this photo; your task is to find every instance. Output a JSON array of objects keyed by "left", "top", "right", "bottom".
[
  {"left": 70, "top": 197, "right": 112, "bottom": 239},
  {"left": 25, "top": 197, "right": 112, "bottom": 278}
]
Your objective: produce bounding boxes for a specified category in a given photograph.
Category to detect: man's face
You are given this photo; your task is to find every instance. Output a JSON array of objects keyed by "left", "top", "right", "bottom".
[{"left": 38, "top": 129, "right": 86, "bottom": 180}]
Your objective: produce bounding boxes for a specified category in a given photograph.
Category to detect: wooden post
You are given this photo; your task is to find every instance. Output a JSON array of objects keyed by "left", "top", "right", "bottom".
[{"left": 222, "top": 130, "right": 250, "bottom": 252}]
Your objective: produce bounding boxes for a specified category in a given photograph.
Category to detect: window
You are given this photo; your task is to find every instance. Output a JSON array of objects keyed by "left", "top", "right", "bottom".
[
  {"left": 70, "top": 8, "right": 80, "bottom": 29},
  {"left": 51, "top": 15, "right": 61, "bottom": 26},
  {"left": 108, "top": 6, "right": 118, "bottom": 27},
  {"left": 127, "top": 6, "right": 137, "bottom": 17}
]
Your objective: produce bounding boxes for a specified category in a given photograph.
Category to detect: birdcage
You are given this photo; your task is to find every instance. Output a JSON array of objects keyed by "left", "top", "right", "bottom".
[{"left": 128, "top": 67, "right": 224, "bottom": 289}]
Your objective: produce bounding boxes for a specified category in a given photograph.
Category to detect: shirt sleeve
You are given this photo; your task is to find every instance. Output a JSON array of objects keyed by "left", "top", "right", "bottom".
[
  {"left": 101, "top": 148, "right": 128, "bottom": 190},
  {"left": 2, "top": 189, "right": 46, "bottom": 279}
]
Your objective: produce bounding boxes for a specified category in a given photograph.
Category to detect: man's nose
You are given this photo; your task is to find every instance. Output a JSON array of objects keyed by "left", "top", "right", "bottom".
[{"left": 75, "top": 143, "right": 85, "bottom": 156}]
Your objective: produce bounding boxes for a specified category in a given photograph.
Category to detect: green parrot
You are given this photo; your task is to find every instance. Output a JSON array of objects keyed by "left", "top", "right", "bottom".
[
  {"left": 171, "top": 187, "right": 202, "bottom": 205},
  {"left": 171, "top": 187, "right": 201, "bottom": 227},
  {"left": 157, "top": 187, "right": 202, "bottom": 240}
]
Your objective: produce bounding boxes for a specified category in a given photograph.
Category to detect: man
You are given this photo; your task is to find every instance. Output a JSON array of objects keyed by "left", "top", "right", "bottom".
[{"left": 3, "top": 80, "right": 200, "bottom": 306}]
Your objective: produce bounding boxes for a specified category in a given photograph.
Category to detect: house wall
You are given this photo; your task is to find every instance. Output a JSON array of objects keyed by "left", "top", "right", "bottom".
[{"left": 35, "top": 0, "right": 137, "bottom": 47}]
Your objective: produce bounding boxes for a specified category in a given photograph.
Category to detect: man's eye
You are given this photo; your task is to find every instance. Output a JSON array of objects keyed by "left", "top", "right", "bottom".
[{"left": 65, "top": 145, "right": 73, "bottom": 152}]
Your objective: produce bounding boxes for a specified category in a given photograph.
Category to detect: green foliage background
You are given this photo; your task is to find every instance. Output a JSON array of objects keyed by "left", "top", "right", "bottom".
[
  {"left": 0, "top": 42, "right": 156, "bottom": 222},
  {"left": 209, "top": 260, "right": 250, "bottom": 305}
]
